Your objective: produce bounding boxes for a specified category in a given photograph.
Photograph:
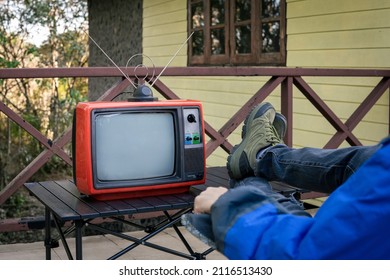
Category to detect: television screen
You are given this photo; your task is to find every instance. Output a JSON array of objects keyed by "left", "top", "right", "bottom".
[{"left": 94, "top": 112, "right": 175, "bottom": 183}]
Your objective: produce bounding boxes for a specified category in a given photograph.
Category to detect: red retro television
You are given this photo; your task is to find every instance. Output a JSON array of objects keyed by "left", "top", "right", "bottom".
[{"left": 72, "top": 96, "right": 206, "bottom": 200}]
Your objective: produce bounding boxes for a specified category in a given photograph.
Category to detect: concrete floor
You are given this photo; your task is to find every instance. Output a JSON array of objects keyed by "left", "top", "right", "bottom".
[
  {"left": 0, "top": 200, "right": 320, "bottom": 261},
  {"left": 0, "top": 227, "right": 227, "bottom": 260}
]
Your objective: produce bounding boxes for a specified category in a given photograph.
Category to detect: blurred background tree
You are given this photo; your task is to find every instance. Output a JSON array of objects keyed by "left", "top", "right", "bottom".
[{"left": 0, "top": 0, "right": 88, "bottom": 220}]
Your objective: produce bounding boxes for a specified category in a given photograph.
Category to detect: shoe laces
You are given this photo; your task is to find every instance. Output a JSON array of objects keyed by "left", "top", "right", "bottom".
[{"left": 265, "top": 121, "right": 282, "bottom": 145}]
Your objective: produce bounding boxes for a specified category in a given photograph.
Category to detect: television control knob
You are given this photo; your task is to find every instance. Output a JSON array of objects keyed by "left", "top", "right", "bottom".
[{"left": 187, "top": 114, "right": 196, "bottom": 123}]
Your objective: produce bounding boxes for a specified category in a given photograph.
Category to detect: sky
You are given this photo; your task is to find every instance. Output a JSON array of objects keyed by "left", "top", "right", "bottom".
[{"left": 27, "top": 26, "right": 50, "bottom": 46}]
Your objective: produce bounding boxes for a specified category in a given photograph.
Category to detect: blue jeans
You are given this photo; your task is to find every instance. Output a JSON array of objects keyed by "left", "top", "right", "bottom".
[
  {"left": 233, "top": 176, "right": 312, "bottom": 217},
  {"left": 255, "top": 144, "right": 381, "bottom": 193},
  {"left": 232, "top": 142, "right": 381, "bottom": 217}
]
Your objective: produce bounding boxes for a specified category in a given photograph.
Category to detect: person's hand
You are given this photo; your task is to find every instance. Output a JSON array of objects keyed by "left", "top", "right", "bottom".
[{"left": 193, "top": 186, "right": 228, "bottom": 214}]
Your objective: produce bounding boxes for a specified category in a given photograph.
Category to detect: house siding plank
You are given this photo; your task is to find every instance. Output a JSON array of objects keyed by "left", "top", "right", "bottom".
[
  {"left": 287, "top": 10, "right": 390, "bottom": 35},
  {"left": 287, "top": 0, "right": 390, "bottom": 18}
]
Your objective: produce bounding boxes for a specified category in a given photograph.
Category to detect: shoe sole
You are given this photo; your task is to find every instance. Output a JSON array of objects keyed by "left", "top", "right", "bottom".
[{"left": 227, "top": 102, "right": 274, "bottom": 179}]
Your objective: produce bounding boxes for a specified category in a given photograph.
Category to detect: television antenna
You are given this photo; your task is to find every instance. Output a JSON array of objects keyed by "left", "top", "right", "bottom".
[
  {"left": 86, "top": 33, "right": 137, "bottom": 89},
  {"left": 85, "top": 30, "right": 194, "bottom": 100},
  {"left": 150, "top": 32, "right": 193, "bottom": 87}
]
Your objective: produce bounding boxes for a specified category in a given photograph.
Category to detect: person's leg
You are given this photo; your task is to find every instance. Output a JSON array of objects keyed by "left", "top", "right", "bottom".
[
  {"left": 233, "top": 176, "right": 311, "bottom": 217},
  {"left": 255, "top": 144, "right": 381, "bottom": 193},
  {"left": 227, "top": 102, "right": 382, "bottom": 193}
]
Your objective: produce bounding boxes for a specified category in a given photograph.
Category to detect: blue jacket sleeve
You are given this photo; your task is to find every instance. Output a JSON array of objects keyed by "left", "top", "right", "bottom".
[{"left": 210, "top": 137, "right": 390, "bottom": 259}]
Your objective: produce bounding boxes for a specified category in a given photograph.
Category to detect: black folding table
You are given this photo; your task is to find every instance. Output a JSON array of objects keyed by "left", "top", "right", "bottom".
[{"left": 24, "top": 167, "right": 302, "bottom": 260}]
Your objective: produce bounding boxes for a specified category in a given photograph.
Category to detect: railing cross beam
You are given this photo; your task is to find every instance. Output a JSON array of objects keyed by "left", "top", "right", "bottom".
[
  {"left": 151, "top": 78, "right": 234, "bottom": 157},
  {"left": 206, "top": 76, "right": 286, "bottom": 156},
  {"left": 293, "top": 77, "right": 362, "bottom": 148},
  {"left": 0, "top": 101, "right": 72, "bottom": 164},
  {"left": 325, "top": 77, "right": 390, "bottom": 148}
]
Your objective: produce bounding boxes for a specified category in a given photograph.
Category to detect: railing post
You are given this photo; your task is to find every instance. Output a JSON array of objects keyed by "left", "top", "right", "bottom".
[{"left": 281, "top": 77, "right": 293, "bottom": 147}]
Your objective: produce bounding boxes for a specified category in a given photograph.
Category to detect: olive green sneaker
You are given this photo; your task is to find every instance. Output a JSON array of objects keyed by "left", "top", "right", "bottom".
[
  {"left": 227, "top": 102, "right": 283, "bottom": 180},
  {"left": 242, "top": 112, "right": 287, "bottom": 141}
]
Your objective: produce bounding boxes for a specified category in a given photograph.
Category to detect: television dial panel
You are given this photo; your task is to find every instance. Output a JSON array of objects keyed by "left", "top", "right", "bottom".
[{"left": 183, "top": 108, "right": 202, "bottom": 146}]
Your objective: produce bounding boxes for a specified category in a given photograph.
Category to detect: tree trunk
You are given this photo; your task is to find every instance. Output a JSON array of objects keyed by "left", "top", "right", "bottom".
[{"left": 87, "top": 0, "right": 143, "bottom": 101}]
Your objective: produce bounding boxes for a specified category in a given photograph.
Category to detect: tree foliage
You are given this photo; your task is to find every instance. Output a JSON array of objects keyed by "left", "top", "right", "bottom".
[{"left": 0, "top": 0, "right": 89, "bottom": 217}]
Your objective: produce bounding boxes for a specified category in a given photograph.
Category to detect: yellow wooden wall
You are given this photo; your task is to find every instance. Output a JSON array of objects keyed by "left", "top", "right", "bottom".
[
  {"left": 143, "top": 0, "right": 390, "bottom": 166},
  {"left": 287, "top": 0, "right": 390, "bottom": 148}
]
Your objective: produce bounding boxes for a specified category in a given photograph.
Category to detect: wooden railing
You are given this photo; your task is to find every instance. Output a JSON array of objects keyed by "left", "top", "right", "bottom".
[{"left": 0, "top": 66, "right": 389, "bottom": 232}]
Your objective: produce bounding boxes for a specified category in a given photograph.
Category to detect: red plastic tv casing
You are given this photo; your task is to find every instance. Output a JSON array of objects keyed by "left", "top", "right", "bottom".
[{"left": 73, "top": 100, "right": 206, "bottom": 200}]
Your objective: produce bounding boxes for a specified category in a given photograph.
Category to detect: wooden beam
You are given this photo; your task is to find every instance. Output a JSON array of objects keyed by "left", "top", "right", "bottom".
[
  {"left": 1, "top": 67, "right": 390, "bottom": 79},
  {"left": 293, "top": 77, "right": 362, "bottom": 148},
  {"left": 0, "top": 100, "right": 71, "bottom": 165},
  {"left": 281, "top": 77, "right": 293, "bottom": 146}
]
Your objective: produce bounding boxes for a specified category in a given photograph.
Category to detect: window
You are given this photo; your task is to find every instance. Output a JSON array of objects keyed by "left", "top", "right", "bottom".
[{"left": 188, "top": 0, "right": 286, "bottom": 66}]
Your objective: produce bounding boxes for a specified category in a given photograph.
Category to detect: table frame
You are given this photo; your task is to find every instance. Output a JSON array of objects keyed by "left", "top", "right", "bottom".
[{"left": 25, "top": 180, "right": 212, "bottom": 260}]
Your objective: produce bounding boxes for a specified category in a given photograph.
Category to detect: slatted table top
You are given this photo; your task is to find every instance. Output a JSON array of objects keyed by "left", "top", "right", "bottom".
[
  {"left": 24, "top": 166, "right": 301, "bottom": 222},
  {"left": 24, "top": 180, "right": 196, "bottom": 222}
]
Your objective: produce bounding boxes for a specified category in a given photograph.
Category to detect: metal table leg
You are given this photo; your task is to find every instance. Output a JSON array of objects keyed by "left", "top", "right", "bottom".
[
  {"left": 75, "top": 220, "right": 83, "bottom": 260},
  {"left": 44, "top": 207, "right": 51, "bottom": 260}
]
